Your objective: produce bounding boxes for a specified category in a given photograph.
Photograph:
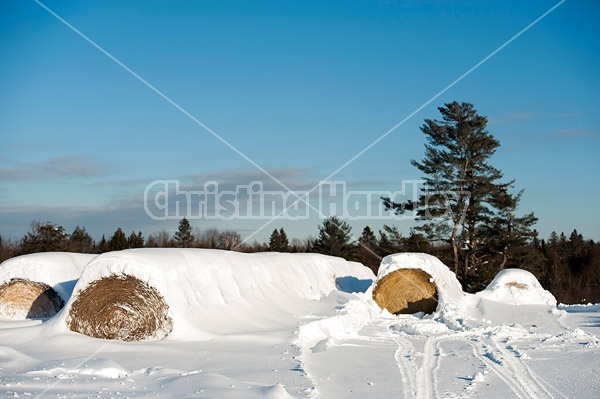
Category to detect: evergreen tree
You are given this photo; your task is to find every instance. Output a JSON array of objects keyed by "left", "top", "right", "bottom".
[
  {"left": 97, "top": 235, "right": 110, "bottom": 253},
  {"left": 314, "top": 216, "right": 355, "bottom": 259},
  {"left": 128, "top": 230, "right": 145, "bottom": 248},
  {"left": 268, "top": 229, "right": 280, "bottom": 251},
  {"left": 383, "top": 101, "right": 537, "bottom": 290},
  {"left": 278, "top": 228, "right": 290, "bottom": 252},
  {"left": 69, "top": 226, "right": 94, "bottom": 253},
  {"left": 484, "top": 189, "right": 538, "bottom": 269},
  {"left": 404, "top": 231, "right": 432, "bottom": 253},
  {"left": 542, "top": 230, "right": 600, "bottom": 303},
  {"left": 174, "top": 217, "right": 194, "bottom": 247},
  {"left": 357, "top": 226, "right": 380, "bottom": 273},
  {"left": 377, "top": 225, "right": 405, "bottom": 256},
  {"left": 20, "top": 221, "right": 69, "bottom": 254},
  {"left": 109, "top": 227, "right": 128, "bottom": 251},
  {"left": 548, "top": 231, "right": 559, "bottom": 247},
  {"left": 268, "top": 228, "right": 290, "bottom": 252}
]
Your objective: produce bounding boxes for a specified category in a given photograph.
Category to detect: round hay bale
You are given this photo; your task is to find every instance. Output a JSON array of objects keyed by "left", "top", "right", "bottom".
[
  {"left": 0, "top": 278, "right": 64, "bottom": 319},
  {"left": 67, "top": 274, "right": 173, "bottom": 341},
  {"left": 372, "top": 268, "right": 437, "bottom": 314}
]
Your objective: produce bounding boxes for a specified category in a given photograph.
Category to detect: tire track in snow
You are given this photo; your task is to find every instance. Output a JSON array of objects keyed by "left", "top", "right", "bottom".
[
  {"left": 466, "top": 339, "right": 530, "bottom": 399},
  {"left": 389, "top": 324, "right": 479, "bottom": 399},
  {"left": 416, "top": 336, "right": 437, "bottom": 399},
  {"left": 489, "top": 336, "right": 556, "bottom": 399},
  {"left": 467, "top": 336, "right": 556, "bottom": 399},
  {"left": 417, "top": 332, "right": 476, "bottom": 399},
  {"left": 424, "top": 328, "right": 556, "bottom": 399},
  {"left": 429, "top": 338, "right": 445, "bottom": 398},
  {"left": 392, "top": 335, "right": 418, "bottom": 399},
  {"left": 392, "top": 331, "right": 463, "bottom": 399}
]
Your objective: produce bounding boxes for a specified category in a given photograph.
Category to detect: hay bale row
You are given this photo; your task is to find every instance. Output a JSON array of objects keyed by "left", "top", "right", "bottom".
[
  {"left": 66, "top": 274, "right": 173, "bottom": 341},
  {"left": 59, "top": 248, "right": 377, "bottom": 341},
  {"left": 0, "top": 278, "right": 64, "bottom": 319}
]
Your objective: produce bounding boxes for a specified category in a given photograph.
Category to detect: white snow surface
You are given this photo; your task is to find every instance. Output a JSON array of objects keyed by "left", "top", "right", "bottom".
[
  {"left": 0, "top": 250, "right": 598, "bottom": 398},
  {"left": 58, "top": 248, "right": 375, "bottom": 340},
  {"left": 0, "top": 252, "right": 96, "bottom": 301},
  {"left": 476, "top": 268, "right": 557, "bottom": 306}
]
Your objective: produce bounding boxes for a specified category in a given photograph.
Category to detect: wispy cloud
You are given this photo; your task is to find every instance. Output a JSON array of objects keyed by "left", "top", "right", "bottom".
[
  {"left": 0, "top": 203, "right": 150, "bottom": 240},
  {"left": 555, "top": 112, "right": 579, "bottom": 118},
  {"left": 187, "top": 168, "right": 317, "bottom": 192},
  {"left": 0, "top": 155, "right": 110, "bottom": 181},
  {"left": 553, "top": 129, "right": 600, "bottom": 138},
  {"left": 488, "top": 111, "right": 539, "bottom": 126}
]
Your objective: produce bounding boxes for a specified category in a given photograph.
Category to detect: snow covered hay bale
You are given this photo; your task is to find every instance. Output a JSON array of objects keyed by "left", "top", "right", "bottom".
[
  {"left": 0, "top": 278, "right": 64, "bottom": 319},
  {"left": 476, "top": 268, "right": 556, "bottom": 306},
  {"left": 0, "top": 252, "right": 95, "bottom": 320},
  {"left": 62, "top": 248, "right": 374, "bottom": 340},
  {"left": 372, "top": 268, "right": 437, "bottom": 314},
  {"left": 373, "top": 253, "right": 464, "bottom": 315},
  {"left": 67, "top": 274, "right": 173, "bottom": 341}
]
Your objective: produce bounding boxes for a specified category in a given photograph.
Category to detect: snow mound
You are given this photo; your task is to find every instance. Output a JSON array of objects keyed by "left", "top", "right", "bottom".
[
  {"left": 476, "top": 268, "right": 556, "bottom": 306},
  {"left": 60, "top": 249, "right": 374, "bottom": 340},
  {"left": 0, "top": 252, "right": 96, "bottom": 302},
  {"left": 0, "top": 252, "right": 95, "bottom": 320},
  {"left": 299, "top": 253, "right": 465, "bottom": 350},
  {"left": 375, "top": 253, "right": 465, "bottom": 316}
]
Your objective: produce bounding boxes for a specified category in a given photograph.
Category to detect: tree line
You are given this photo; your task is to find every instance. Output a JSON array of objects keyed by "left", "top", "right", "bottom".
[
  {"left": 0, "top": 101, "right": 597, "bottom": 304},
  {"left": 0, "top": 217, "right": 597, "bottom": 304}
]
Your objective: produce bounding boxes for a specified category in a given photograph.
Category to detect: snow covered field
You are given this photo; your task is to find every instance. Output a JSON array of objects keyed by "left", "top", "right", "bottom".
[{"left": 0, "top": 250, "right": 598, "bottom": 398}]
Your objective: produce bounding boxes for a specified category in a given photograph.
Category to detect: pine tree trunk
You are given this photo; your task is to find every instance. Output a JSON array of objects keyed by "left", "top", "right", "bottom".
[
  {"left": 499, "top": 252, "right": 508, "bottom": 269},
  {"left": 451, "top": 232, "right": 459, "bottom": 275},
  {"left": 463, "top": 252, "right": 469, "bottom": 290}
]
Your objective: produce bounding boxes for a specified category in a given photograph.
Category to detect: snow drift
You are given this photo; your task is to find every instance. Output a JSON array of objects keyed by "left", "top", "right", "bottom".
[
  {"left": 62, "top": 249, "right": 375, "bottom": 341},
  {"left": 476, "top": 268, "right": 557, "bottom": 306},
  {"left": 299, "top": 253, "right": 466, "bottom": 350},
  {"left": 373, "top": 253, "right": 464, "bottom": 315},
  {"left": 0, "top": 252, "right": 95, "bottom": 319}
]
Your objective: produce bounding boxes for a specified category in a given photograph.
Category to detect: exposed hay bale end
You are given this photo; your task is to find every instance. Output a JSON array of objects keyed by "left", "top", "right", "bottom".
[
  {"left": 372, "top": 268, "right": 438, "bottom": 315},
  {"left": 504, "top": 281, "right": 528, "bottom": 289},
  {"left": 67, "top": 274, "right": 172, "bottom": 342},
  {"left": 0, "top": 278, "right": 64, "bottom": 319}
]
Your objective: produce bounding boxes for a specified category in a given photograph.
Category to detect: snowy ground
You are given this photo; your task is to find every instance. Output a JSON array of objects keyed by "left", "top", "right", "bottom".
[{"left": 0, "top": 251, "right": 598, "bottom": 398}]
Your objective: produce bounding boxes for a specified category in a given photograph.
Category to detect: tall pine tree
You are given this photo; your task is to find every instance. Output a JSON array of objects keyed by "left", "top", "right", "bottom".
[{"left": 383, "top": 101, "right": 536, "bottom": 289}]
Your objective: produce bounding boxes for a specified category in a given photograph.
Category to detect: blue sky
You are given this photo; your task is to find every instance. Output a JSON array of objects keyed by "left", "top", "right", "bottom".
[{"left": 1, "top": 0, "right": 599, "bottom": 243}]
